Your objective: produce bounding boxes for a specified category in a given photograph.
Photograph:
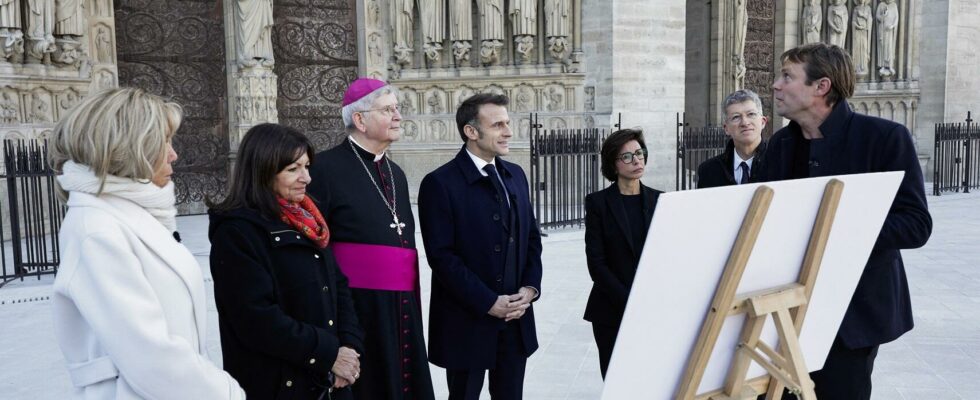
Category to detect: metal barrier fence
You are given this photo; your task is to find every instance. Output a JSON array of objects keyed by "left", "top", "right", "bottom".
[
  {"left": 676, "top": 113, "right": 727, "bottom": 190},
  {"left": 528, "top": 113, "right": 608, "bottom": 230},
  {"left": 934, "top": 112, "right": 979, "bottom": 196},
  {"left": 0, "top": 139, "right": 65, "bottom": 288}
]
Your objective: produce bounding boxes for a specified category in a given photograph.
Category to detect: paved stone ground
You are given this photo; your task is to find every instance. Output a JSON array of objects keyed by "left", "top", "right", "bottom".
[{"left": 0, "top": 192, "right": 978, "bottom": 399}]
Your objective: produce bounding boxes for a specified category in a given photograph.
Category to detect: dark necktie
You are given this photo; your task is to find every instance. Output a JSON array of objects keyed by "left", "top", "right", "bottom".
[
  {"left": 738, "top": 161, "right": 750, "bottom": 185},
  {"left": 483, "top": 164, "right": 511, "bottom": 210}
]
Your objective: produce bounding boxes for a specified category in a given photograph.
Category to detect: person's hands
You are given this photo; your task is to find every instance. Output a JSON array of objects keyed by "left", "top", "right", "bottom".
[
  {"left": 331, "top": 346, "right": 360, "bottom": 386},
  {"left": 504, "top": 287, "right": 536, "bottom": 321},
  {"left": 488, "top": 294, "right": 523, "bottom": 319}
]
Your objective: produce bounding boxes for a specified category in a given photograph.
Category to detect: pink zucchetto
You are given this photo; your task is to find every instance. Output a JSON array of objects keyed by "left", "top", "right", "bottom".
[{"left": 342, "top": 78, "right": 388, "bottom": 107}]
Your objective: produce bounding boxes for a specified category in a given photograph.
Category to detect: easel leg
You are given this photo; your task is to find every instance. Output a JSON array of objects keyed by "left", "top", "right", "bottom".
[
  {"left": 724, "top": 315, "right": 767, "bottom": 396},
  {"left": 772, "top": 309, "right": 817, "bottom": 399}
]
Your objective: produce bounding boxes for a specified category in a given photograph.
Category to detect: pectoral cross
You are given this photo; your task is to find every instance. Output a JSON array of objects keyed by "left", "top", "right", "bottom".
[{"left": 390, "top": 211, "right": 406, "bottom": 236}]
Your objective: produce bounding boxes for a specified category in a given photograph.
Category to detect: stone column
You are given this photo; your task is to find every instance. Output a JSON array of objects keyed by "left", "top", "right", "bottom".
[{"left": 224, "top": 0, "right": 278, "bottom": 154}]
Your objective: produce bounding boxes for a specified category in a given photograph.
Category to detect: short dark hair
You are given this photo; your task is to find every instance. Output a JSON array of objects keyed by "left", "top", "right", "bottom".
[
  {"left": 209, "top": 123, "right": 315, "bottom": 220},
  {"left": 600, "top": 129, "right": 646, "bottom": 182},
  {"left": 456, "top": 93, "right": 509, "bottom": 141},
  {"left": 781, "top": 43, "right": 855, "bottom": 106}
]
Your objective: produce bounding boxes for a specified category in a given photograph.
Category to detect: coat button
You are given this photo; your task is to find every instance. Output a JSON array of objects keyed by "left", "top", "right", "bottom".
[
  {"left": 296, "top": 235, "right": 301, "bottom": 239},
  {"left": 494, "top": 244, "right": 501, "bottom": 252},
  {"left": 492, "top": 214, "right": 500, "bottom": 221},
  {"left": 274, "top": 237, "right": 281, "bottom": 242},
  {"left": 509, "top": 236, "right": 514, "bottom": 243},
  {"left": 314, "top": 253, "right": 320, "bottom": 259},
  {"left": 309, "top": 358, "right": 316, "bottom": 364},
  {"left": 286, "top": 380, "right": 293, "bottom": 387},
  {"left": 322, "top": 286, "right": 329, "bottom": 292},
  {"left": 496, "top": 275, "right": 502, "bottom": 282},
  {"left": 328, "top": 320, "right": 334, "bottom": 326}
]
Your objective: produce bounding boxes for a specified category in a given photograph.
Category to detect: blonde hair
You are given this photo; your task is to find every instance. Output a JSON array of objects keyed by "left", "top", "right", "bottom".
[{"left": 49, "top": 87, "right": 182, "bottom": 200}]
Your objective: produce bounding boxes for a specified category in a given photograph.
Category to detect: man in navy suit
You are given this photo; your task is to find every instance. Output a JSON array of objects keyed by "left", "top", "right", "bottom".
[
  {"left": 418, "top": 93, "right": 542, "bottom": 400},
  {"left": 759, "top": 43, "right": 932, "bottom": 399}
]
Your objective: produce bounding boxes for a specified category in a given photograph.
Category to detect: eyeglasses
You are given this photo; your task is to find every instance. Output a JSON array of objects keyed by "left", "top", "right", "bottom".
[
  {"left": 617, "top": 149, "right": 647, "bottom": 164},
  {"left": 726, "top": 111, "right": 761, "bottom": 124},
  {"left": 360, "top": 104, "right": 401, "bottom": 116}
]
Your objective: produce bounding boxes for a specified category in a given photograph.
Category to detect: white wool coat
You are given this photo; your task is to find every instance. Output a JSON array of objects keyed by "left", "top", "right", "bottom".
[{"left": 52, "top": 191, "right": 244, "bottom": 399}]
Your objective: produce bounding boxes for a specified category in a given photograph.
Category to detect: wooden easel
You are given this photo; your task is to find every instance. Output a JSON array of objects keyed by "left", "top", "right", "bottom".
[{"left": 674, "top": 179, "right": 845, "bottom": 400}]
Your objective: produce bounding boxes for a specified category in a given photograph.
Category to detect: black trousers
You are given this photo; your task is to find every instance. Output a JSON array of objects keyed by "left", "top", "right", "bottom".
[
  {"left": 591, "top": 323, "right": 619, "bottom": 379},
  {"left": 766, "top": 335, "right": 879, "bottom": 400},
  {"left": 446, "top": 323, "right": 527, "bottom": 400}
]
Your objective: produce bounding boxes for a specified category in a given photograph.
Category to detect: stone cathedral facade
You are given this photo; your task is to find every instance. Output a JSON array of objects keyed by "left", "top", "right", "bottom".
[{"left": 0, "top": 0, "right": 975, "bottom": 214}]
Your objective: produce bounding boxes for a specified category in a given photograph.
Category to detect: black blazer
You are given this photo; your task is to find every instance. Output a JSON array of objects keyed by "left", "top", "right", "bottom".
[
  {"left": 757, "top": 101, "right": 932, "bottom": 349},
  {"left": 418, "top": 147, "right": 543, "bottom": 370},
  {"left": 582, "top": 184, "right": 662, "bottom": 326},
  {"left": 696, "top": 139, "right": 767, "bottom": 189},
  {"left": 209, "top": 207, "right": 364, "bottom": 399}
]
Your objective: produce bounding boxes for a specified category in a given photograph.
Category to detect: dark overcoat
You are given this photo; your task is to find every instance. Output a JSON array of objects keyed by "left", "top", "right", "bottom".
[
  {"left": 418, "top": 148, "right": 543, "bottom": 370},
  {"left": 209, "top": 207, "right": 364, "bottom": 399},
  {"left": 696, "top": 139, "right": 767, "bottom": 188},
  {"left": 757, "top": 101, "right": 932, "bottom": 349},
  {"left": 582, "top": 184, "right": 662, "bottom": 327}
]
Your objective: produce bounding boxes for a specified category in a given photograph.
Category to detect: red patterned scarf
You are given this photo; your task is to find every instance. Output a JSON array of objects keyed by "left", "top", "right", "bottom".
[{"left": 278, "top": 196, "right": 330, "bottom": 248}]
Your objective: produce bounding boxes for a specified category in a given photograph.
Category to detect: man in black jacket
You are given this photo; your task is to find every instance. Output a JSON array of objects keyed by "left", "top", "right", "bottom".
[
  {"left": 759, "top": 43, "right": 932, "bottom": 399},
  {"left": 696, "top": 89, "right": 768, "bottom": 188}
]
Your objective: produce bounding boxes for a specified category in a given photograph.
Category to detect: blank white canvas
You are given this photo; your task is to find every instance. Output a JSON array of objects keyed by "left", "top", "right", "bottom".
[{"left": 601, "top": 172, "right": 904, "bottom": 399}]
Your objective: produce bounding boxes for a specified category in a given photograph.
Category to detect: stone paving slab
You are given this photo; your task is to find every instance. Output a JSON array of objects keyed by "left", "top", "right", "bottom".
[{"left": 0, "top": 192, "right": 978, "bottom": 399}]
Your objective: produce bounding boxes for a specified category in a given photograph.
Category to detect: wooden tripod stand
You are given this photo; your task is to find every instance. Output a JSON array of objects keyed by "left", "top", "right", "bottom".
[{"left": 675, "top": 179, "right": 845, "bottom": 400}]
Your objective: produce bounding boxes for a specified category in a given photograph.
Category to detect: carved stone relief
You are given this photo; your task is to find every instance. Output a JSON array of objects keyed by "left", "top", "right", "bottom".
[
  {"left": 93, "top": 67, "right": 114, "bottom": 89},
  {"left": 420, "top": 0, "right": 444, "bottom": 64},
  {"left": 28, "top": 89, "right": 52, "bottom": 123},
  {"left": 25, "top": 0, "right": 56, "bottom": 64},
  {"left": 483, "top": 84, "right": 504, "bottom": 95},
  {"left": 852, "top": 0, "right": 873, "bottom": 77},
  {"left": 802, "top": 0, "right": 822, "bottom": 44},
  {"left": 399, "top": 88, "right": 417, "bottom": 115},
  {"left": 876, "top": 0, "right": 898, "bottom": 78},
  {"left": 549, "top": 117, "right": 566, "bottom": 129},
  {"left": 0, "top": 87, "right": 19, "bottom": 123},
  {"left": 449, "top": 0, "right": 471, "bottom": 64},
  {"left": 429, "top": 119, "right": 449, "bottom": 141},
  {"left": 545, "top": 85, "right": 564, "bottom": 111},
  {"left": 827, "top": 0, "right": 848, "bottom": 48},
  {"left": 90, "top": 0, "right": 110, "bottom": 18},
  {"left": 57, "top": 87, "right": 79, "bottom": 116},
  {"left": 455, "top": 86, "right": 475, "bottom": 106},
  {"left": 402, "top": 120, "right": 419, "bottom": 141},
  {"left": 425, "top": 88, "right": 446, "bottom": 114},
  {"left": 368, "top": 32, "right": 383, "bottom": 66},
  {"left": 584, "top": 86, "right": 594, "bottom": 110},
  {"left": 514, "top": 84, "right": 534, "bottom": 112}
]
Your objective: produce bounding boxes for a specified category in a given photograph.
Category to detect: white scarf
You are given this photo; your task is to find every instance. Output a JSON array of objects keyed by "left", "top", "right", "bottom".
[{"left": 57, "top": 161, "right": 178, "bottom": 232}]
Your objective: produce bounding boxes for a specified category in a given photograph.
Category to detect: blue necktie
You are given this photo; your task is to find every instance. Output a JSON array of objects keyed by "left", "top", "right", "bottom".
[
  {"left": 483, "top": 164, "right": 511, "bottom": 209},
  {"left": 739, "top": 161, "right": 750, "bottom": 184}
]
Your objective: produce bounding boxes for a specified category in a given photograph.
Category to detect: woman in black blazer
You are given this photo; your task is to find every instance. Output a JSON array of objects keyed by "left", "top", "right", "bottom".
[{"left": 583, "top": 129, "right": 662, "bottom": 379}]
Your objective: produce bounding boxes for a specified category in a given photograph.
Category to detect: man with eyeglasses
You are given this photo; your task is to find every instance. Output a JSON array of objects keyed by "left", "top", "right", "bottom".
[
  {"left": 308, "top": 78, "right": 435, "bottom": 400},
  {"left": 696, "top": 89, "right": 768, "bottom": 188}
]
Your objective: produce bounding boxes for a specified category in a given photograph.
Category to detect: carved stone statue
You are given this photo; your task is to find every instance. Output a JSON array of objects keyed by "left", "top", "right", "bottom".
[
  {"left": 876, "top": 0, "right": 899, "bottom": 78},
  {"left": 827, "top": 0, "right": 848, "bottom": 48},
  {"left": 236, "top": 0, "right": 274, "bottom": 68},
  {"left": 851, "top": 0, "right": 873, "bottom": 77},
  {"left": 478, "top": 0, "right": 505, "bottom": 65},
  {"left": 510, "top": 0, "right": 536, "bottom": 36},
  {"left": 731, "top": 0, "right": 748, "bottom": 90},
  {"left": 0, "top": 91, "right": 17, "bottom": 123},
  {"left": 392, "top": 0, "right": 414, "bottom": 68},
  {"left": 802, "top": 0, "right": 822, "bottom": 44},
  {"left": 54, "top": 0, "right": 84, "bottom": 37},
  {"left": 420, "top": 0, "right": 444, "bottom": 63},
  {"left": 0, "top": 0, "right": 21, "bottom": 29},
  {"left": 26, "top": 0, "right": 56, "bottom": 63},
  {"left": 30, "top": 92, "right": 51, "bottom": 123},
  {"left": 0, "top": 0, "right": 23, "bottom": 63},
  {"left": 449, "top": 0, "right": 472, "bottom": 64},
  {"left": 95, "top": 25, "right": 112, "bottom": 63},
  {"left": 545, "top": 0, "right": 569, "bottom": 38},
  {"left": 53, "top": 37, "right": 80, "bottom": 66}
]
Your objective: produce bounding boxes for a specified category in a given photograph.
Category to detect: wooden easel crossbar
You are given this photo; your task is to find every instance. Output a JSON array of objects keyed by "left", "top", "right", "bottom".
[{"left": 675, "top": 179, "right": 845, "bottom": 400}]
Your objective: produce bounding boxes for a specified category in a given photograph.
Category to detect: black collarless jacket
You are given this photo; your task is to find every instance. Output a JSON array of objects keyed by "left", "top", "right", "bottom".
[
  {"left": 582, "top": 184, "right": 663, "bottom": 326},
  {"left": 757, "top": 101, "right": 932, "bottom": 349},
  {"left": 209, "top": 207, "right": 364, "bottom": 399},
  {"left": 696, "top": 139, "right": 767, "bottom": 188}
]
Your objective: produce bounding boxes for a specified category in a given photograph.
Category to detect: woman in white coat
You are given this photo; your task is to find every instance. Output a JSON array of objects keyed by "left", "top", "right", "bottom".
[{"left": 49, "top": 87, "right": 245, "bottom": 399}]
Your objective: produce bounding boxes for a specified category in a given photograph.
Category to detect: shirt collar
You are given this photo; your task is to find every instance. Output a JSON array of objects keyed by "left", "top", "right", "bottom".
[
  {"left": 466, "top": 148, "right": 496, "bottom": 177},
  {"left": 348, "top": 136, "right": 385, "bottom": 162},
  {"left": 733, "top": 151, "right": 754, "bottom": 171}
]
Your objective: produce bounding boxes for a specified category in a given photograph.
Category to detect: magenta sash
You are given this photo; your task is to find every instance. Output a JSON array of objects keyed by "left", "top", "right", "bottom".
[{"left": 331, "top": 242, "right": 419, "bottom": 291}]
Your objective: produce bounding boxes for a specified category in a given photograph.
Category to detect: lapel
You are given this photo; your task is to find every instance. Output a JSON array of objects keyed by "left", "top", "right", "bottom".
[
  {"left": 454, "top": 148, "right": 512, "bottom": 232},
  {"left": 604, "top": 185, "right": 635, "bottom": 256},
  {"left": 68, "top": 192, "right": 209, "bottom": 354},
  {"left": 641, "top": 185, "right": 659, "bottom": 233},
  {"left": 721, "top": 139, "right": 737, "bottom": 185}
]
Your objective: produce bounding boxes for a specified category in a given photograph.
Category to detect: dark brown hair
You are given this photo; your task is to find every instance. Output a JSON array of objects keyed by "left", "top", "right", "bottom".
[
  {"left": 456, "top": 93, "right": 510, "bottom": 141},
  {"left": 209, "top": 123, "right": 315, "bottom": 220},
  {"left": 781, "top": 43, "right": 855, "bottom": 106},
  {"left": 600, "top": 129, "right": 646, "bottom": 182}
]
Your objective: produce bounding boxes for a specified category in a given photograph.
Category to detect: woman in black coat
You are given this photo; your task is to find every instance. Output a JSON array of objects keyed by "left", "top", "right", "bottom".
[
  {"left": 209, "top": 123, "right": 364, "bottom": 399},
  {"left": 583, "top": 129, "right": 662, "bottom": 379}
]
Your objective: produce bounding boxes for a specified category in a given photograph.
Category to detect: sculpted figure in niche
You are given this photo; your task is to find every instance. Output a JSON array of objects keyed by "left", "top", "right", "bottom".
[
  {"left": 827, "top": 0, "right": 848, "bottom": 48},
  {"left": 95, "top": 26, "right": 112, "bottom": 63},
  {"left": 25, "top": 0, "right": 56, "bottom": 63},
  {"left": 427, "top": 92, "right": 444, "bottom": 114},
  {"left": 802, "top": 0, "right": 822, "bottom": 44},
  {"left": 0, "top": 29, "right": 23, "bottom": 62},
  {"left": 545, "top": 0, "right": 569, "bottom": 60},
  {"left": 449, "top": 0, "right": 472, "bottom": 65},
  {"left": 731, "top": 0, "right": 748, "bottom": 89},
  {"left": 392, "top": 0, "right": 414, "bottom": 68},
  {"left": 420, "top": 0, "right": 444, "bottom": 64},
  {"left": 30, "top": 92, "right": 51, "bottom": 123},
  {"left": 236, "top": 0, "right": 274, "bottom": 68},
  {"left": 367, "top": 0, "right": 380, "bottom": 26},
  {"left": 0, "top": 91, "right": 18, "bottom": 123},
  {"left": 0, "top": 0, "right": 22, "bottom": 59},
  {"left": 510, "top": 0, "right": 536, "bottom": 63},
  {"left": 852, "top": 0, "right": 872, "bottom": 76},
  {"left": 876, "top": 0, "right": 899, "bottom": 78},
  {"left": 399, "top": 91, "right": 415, "bottom": 115},
  {"left": 479, "top": 0, "right": 505, "bottom": 65},
  {"left": 368, "top": 33, "right": 382, "bottom": 66},
  {"left": 54, "top": 0, "right": 84, "bottom": 37}
]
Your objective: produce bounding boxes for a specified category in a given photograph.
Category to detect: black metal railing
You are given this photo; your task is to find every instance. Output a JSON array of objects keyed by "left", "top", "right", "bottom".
[
  {"left": 676, "top": 113, "right": 728, "bottom": 190},
  {"left": 933, "top": 112, "right": 979, "bottom": 196},
  {"left": 528, "top": 113, "right": 608, "bottom": 230},
  {"left": 1, "top": 140, "right": 65, "bottom": 287}
]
